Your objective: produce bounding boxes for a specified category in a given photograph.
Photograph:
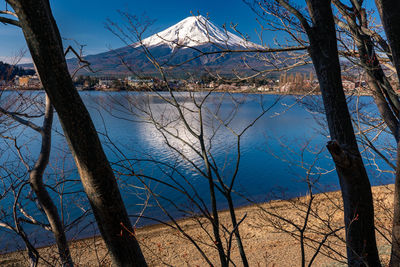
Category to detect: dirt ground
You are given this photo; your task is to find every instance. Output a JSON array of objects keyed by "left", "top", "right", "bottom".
[{"left": 0, "top": 185, "right": 394, "bottom": 266}]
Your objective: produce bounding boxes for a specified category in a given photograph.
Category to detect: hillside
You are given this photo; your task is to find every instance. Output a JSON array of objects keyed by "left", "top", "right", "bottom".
[{"left": 0, "top": 61, "right": 35, "bottom": 80}]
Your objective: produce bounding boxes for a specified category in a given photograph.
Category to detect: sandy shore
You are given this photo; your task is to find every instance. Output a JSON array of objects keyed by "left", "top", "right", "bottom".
[{"left": 0, "top": 184, "right": 394, "bottom": 266}]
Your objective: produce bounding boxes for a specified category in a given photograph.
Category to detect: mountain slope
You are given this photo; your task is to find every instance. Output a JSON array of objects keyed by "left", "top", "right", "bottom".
[
  {"left": 68, "top": 15, "right": 272, "bottom": 76},
  {"left": 138, "top": 15, "right": 254, "bottom": 49}
]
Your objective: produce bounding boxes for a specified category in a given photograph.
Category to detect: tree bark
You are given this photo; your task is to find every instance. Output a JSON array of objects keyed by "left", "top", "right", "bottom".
[
  {"left": 29, "top": 95, "right": 73, "bottom": 267},
  {"left": 392, "top": 148, "right": 400, "bottom": 267},
  {"left": 373, "top": 1, "right": 400, "bottom": 265},
  {"left": 334, "top": 0, "right": 400, "bottom": 139},
  {"left": 305, "top": 1, "right": 381, "bottom": 266},
  {"left": 374, "top": 0, "right": 400, "bottom": 79},
  {"left": 6, "top": 0, "right": 147, "bottom": 266}
]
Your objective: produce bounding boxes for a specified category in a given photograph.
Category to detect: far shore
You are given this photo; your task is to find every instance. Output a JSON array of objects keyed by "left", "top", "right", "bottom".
[
  {"left": 1, "top": 87, "right": 374, "bottom": 97},
  {"left": 0, "top": 184, "right": 394, "bottom": 266}
]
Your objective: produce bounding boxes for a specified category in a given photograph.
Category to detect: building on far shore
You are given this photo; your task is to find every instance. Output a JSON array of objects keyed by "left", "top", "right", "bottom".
[
  {"left": 14, "top": 75, "right": 41, "bottom": 89},
  {"left": 97, "top": 77, "right": 117, "bottom": 89},
  {"left": 125, "top": 77, "right": 154, "bottom": 88}
]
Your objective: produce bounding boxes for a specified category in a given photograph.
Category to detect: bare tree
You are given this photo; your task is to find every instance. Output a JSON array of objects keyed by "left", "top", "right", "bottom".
[
  {"left": 0, "top": 1, "right": 147, "bottom": 266},
  {"left": 104, "top": 78, "right": 274, "bottom": 267},
  {"left": 0, "top": 51, "right": 75, "bottom": 266},
  {"left": 104, "top": 13, "right": 303, "bottom": 266},
  {"left": 255, "top": 143, "right": 346, "bottom": 266},
  {"left": 247, "top": 0, "right": 381, "bottom": 265},
  {"left": 374, "top": 1, "right": 400, "bottom": 265}
]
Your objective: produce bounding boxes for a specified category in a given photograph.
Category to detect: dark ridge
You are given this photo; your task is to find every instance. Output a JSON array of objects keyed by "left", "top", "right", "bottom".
[{"left": 0, "top": 61, "right": 35, "bottom": 81}]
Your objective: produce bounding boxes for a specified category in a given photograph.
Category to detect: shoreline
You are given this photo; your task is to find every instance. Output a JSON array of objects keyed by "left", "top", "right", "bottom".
[
  {"left": 1, "top": 87, "right": 375, "bottom": 97},
  {"left": 0, "top": 184, "right": 394, "bottom": 266}
]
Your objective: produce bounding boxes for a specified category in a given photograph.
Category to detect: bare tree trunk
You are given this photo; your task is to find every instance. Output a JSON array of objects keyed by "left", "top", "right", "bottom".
[
  {"left": 199, "top": 137, "right": 228, "bottom": 266},
  {"left": 374, "top": 0, "right": 400, "bottom": 78},
  {"left": 6, "top": 0, "right": 147, "bottom": 266},
  {"left": 29, "top": 95, "right": 73, "bottom": 267},
  {"left": 355, "top": 38, "right": 400, "bottom": 267},
  {"left": 305, "top": 1, "right": 381, "bottom": 265},
  {"left": 374, "top": 1, "right": 400, "bottom": 265},
  {"left": 226, "top": 194, "right": 248, "bottom": 267},
  {"left": 333, "top": 0, "right": 400, "bottom": 140},
  {"left": 392, "top": 150, "right": 400, "bottom": 266}
]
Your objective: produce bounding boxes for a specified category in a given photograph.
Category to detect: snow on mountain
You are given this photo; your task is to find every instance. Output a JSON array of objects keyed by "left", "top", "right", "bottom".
[
  {"left": 60, "top": 15, "right": 268, "bottom": 75},
  {"left": 138, "top": 15, "right": 256, "bottom": 49}
]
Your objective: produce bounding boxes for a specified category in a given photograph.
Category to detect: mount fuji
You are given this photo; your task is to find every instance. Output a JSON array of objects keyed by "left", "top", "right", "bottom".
[
  {"left": 68, "top": 15, "right": 265, "bottom": 76},
  {"left": 138, "top": 15, "right": 253, "bottom": 49}
]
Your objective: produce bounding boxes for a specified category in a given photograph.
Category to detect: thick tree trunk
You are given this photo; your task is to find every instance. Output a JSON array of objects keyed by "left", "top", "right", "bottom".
[
  {"left": 7, "top": 0, "right": 147, "bottom": 266},
  {"left": 374, "top": 0, "right": 400, "bottom": 78},
  {"left": 29, "top": 95, "right": 73, "bottom": 267},
  {"left": 306, "top": 1, "right": 381, "bottom": 266},
  {"left": 356, "top": 37, "right": 400, "bottom": 140},
  {"left": 392, "top": 151, "right": 400, "bottom": 266},
  {"left": 374, "top": 1, "right": 400, "bottom": 265}
]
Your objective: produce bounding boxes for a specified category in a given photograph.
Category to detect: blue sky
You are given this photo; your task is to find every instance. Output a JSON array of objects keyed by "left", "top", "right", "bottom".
[{"left": 0, "top": 0, "right": 266, "bottom": 63}]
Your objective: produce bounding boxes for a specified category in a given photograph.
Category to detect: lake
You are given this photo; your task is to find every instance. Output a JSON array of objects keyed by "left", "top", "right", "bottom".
[{"left": 0, "top": 91, "right": 394, "bottom": 251}]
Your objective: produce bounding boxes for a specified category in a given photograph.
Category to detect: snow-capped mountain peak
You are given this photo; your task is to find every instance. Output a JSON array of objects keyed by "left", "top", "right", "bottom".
[{"left": 138, "top": 15, "right": 255, "bottom": 49}]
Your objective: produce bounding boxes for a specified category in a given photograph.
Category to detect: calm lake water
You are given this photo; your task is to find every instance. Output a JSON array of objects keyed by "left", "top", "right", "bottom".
[{"left": 0, "top": 91, "right": 394, "bottom": 251}]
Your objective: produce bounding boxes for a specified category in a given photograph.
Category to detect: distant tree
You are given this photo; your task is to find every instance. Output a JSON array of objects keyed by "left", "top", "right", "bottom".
[
  {"left": 111, "top": 79, "right": 126, "bottom": 90},
  {"left": 200, "top": 73, "right": 217, "bottom": 84},
  {"left": 288, "top": 73, "right": 294, "bottom": 83},
  {"left": 0, "top": 61, "right": 35, "bottom": 80},
  {"left": 295, "top": 72, "right": 303, "bottom": 84},
  {"left": 279, "top": 72, "right": 287, "bottom": 85}
]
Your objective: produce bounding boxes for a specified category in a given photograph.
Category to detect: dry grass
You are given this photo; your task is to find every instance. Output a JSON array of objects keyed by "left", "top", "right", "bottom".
[{"left": 0, "top": 184, "right": 394, "bottom": 266}]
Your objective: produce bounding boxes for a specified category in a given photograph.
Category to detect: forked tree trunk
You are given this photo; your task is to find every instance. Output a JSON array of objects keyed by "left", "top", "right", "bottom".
[
  {"left": 374, "top": 1, "right": 400, "bottom": 265},
  {"left": 29, "top": 95, "right": 73, "bottom": 266},
  {"left": 305, "top": 0, "right": 381, "bottom": 266},
  {"left": 7, "top": 0, "right": 147, "bottom": 266}
]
